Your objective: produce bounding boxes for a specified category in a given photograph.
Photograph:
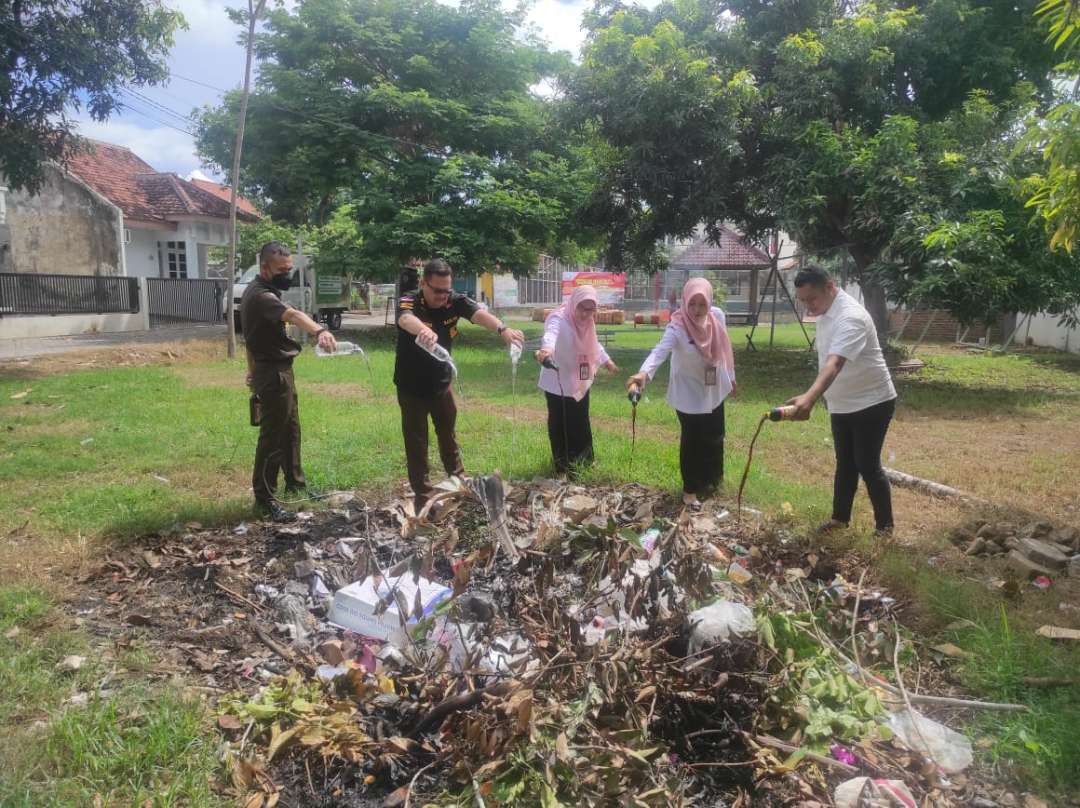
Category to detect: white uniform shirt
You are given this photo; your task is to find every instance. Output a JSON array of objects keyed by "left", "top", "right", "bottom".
[
  {"left": 537, "top": 310, "right": 611, "bottom": 399},
  {"left": 816, "top": 289, "right": 896, "bottom": 414},
  {"left": 638, "top": 307, "right": 735, "bottom": 414}
]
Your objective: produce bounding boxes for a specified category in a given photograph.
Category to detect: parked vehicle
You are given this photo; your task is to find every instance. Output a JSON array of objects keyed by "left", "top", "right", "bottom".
[{"left": 230, "top": 256, "right": 348, "bottom": 331}]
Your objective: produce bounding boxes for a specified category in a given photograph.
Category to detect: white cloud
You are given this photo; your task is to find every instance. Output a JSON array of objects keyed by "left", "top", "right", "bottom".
[
  {"left": 70, "top": 114, "right": 206, "bottom": 176},
  {"left": 526, "top": 0, "right": 590, "bottom": 56}
]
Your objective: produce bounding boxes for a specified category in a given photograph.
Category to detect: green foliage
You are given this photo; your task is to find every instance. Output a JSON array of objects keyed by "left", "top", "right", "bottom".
[
  {"left": 1027, "top": 0, "right": 1080, "bottom": 252},
  {"left": 0, "top": 0, "right": 183, "bottom": 192},
  {"left": 575, "top": 0, "right": 1059, "bottom": 328},
  {"left": 878, "top": 92, "right": 1080, "bottom": 322},
  {"left": 757, "top": 610, "right": 888, "bottom": 750},
  {"left": 215, "top": 217, "right": 312, "bottom": 274},
  {"left": 196, "top": 0, "right": 596, "bottom": 280}
]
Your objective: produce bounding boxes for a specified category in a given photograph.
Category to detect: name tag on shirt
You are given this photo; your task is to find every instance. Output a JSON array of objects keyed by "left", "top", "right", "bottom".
[
  {"left": 579, "top": 363, "right": 591, "bottom": 381},
  {"left": 705, "top": 366, "right": 717, "bottom": 386}
]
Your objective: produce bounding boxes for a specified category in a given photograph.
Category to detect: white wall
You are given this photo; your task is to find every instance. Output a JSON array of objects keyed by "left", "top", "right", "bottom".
[
  {"left": 1024, "top": 311, "right": 1080, "bottom": 354},
  {"left": 0, "top": 311, "right": 148, "bottom": 341},
  {"left": 124, "top": 223, "right": 204, "bottom": 279},
  {"left": 125, "top": 228, "right": 163, "bottom": 278}
]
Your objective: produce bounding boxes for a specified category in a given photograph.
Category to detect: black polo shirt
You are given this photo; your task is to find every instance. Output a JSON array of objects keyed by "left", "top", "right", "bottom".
[
  {"left": 240, "top": 278, "right": 301, "bottom": 363},
  {"left": 394, "top": 290, "right": 480, "bottom": 396}
]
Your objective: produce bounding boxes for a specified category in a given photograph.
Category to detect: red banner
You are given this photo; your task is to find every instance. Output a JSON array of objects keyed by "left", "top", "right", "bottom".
[{"left": 561, "top": 271, "right": 626, "bottom": 305}]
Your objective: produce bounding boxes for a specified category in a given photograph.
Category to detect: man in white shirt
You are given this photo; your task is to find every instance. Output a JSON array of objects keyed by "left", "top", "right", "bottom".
[{"left": 786, "top": 266, "right": 897, "bottom": 534}]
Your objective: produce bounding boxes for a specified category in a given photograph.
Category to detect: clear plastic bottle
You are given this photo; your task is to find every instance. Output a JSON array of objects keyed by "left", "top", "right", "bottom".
[
  {"left": 316, "top": 340, "right": 365, "bottom": 358},
  {"left": 415, "top": 335, "right": 458, "bottom": 377},
  {"left": 509, "top": 342, "right": 522, "bottom": 367}
]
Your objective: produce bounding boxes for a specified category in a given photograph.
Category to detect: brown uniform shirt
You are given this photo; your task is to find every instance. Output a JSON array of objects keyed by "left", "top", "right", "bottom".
[{"left": 241, "top": 278, "right": 301, "bottom": 363}]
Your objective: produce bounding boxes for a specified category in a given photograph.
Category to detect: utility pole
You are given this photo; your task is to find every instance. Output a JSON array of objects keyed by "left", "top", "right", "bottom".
[{"left": 225, "top": 0, "right": 268, "bottom": 359}]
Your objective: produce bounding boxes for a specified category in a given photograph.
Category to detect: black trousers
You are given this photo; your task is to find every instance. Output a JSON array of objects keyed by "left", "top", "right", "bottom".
[
  {"left": 546, "top": 391, "right": 594, "bottom": 475},
  {"left": 397, "top": 387, "right": 465, "bottom": 509},
  {"left": 251, "top": 362, "right": 306, "bottom": 504},
  {"left": 676, "top": 402, "right": 725, "bottom": 497},
  {"left": 830, "top": 398, "right": 896, "bottom": 530}
]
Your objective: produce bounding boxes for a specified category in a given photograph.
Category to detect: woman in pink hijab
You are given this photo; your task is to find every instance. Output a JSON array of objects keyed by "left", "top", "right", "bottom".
[
  {"left": 627, "top": 278, "right": 736, "bottom": 507},
  {"left": 536, "top": 285, "right": 619, "bottom": 477}
]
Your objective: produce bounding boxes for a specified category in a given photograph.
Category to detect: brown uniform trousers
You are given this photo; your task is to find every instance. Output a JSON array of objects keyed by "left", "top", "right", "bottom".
[
  {"left": 251, "top": 361, "right": 306, "bottom": 504},
  {"left": 397, "top": 387, "right": 464, "bottom": 510}
]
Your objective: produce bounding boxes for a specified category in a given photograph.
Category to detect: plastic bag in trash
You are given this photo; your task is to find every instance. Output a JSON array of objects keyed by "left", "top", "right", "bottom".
[
  {"left": 834, "top": 777, "right": 916, "bottom": 808},
  {"left": 887, "top": 708, "right": 973, "bottom": 773},
  {"left": 687, "top": 600, "right": 755, "bottom": 653}
]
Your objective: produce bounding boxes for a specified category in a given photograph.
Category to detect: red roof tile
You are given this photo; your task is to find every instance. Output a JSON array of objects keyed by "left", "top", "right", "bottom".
[
  {"left": 669, "top": 226, "right": 771, "bottom": 270},
  {"left": 190, "top": 178, "right": 260, "bottom": 218},
  {"left": 64, "top": 140, "right": 257, "bottom": 224}
]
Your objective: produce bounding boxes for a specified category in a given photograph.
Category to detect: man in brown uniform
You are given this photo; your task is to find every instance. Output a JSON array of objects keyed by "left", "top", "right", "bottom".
[{"left": 241, "top": 241, "right": 337, "bottom": 522}]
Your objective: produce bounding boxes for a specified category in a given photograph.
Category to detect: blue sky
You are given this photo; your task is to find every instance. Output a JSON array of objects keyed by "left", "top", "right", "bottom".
[{"left": 71, "top": 0, "right": 641, "bottom": 179}]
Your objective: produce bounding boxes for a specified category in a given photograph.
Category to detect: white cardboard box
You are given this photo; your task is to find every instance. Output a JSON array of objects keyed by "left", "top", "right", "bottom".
[{"left": 328, "top": 573, "right": 452, "bottom": 644}]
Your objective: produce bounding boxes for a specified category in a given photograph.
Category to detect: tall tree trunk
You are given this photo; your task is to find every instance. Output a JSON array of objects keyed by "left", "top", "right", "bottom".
[
  {"left": 847, "top": 246, "right": 890, "bottom": 340},
  {"left": 225, "top": 0, "right": 267, "bottom": 359}
]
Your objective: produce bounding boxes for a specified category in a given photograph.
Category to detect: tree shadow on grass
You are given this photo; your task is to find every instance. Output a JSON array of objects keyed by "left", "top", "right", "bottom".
[{"left": 895, "top": 378, "right": 1079, "bottom": 419}]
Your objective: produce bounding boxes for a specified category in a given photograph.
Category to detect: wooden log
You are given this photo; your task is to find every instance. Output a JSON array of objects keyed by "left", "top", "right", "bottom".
[{"left": 883, "top": 468, "right": 987, "bottom": 504}]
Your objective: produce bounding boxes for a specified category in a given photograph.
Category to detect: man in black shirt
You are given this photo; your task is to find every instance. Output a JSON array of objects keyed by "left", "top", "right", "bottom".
[
  {"left": 241, "top": 241, "right": 337, "bottom": 523},
  {"left": 395, "top": 259, "right": 524, "bottom": 512}
]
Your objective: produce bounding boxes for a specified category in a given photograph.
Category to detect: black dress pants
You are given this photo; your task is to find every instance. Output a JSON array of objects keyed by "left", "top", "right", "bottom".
[
  {"left": 830, "top": 398, "right": 896, "bottom": 531},
  {"left": 676, "top": 402, "right": 725, "bottom": 497},
  {"left": 546, "top": 391, "right": 594, "bottom": 476}
]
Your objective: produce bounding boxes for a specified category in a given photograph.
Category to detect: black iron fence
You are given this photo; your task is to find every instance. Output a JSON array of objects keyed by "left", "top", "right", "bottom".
[
  {"left": 0, "top": 272, "right": 139, "bottom": 315},
  {"left": 146, "top": 277, "right": 226, "bottom": 327}
]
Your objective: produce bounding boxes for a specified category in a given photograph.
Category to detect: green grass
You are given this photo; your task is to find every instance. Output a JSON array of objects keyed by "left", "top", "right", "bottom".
[
  {"left": 3, "top": 319, "right": 1080, "bottom": 796},
  {"left": 875, "top": 554, "right": 1080, "bottom": 792},
  {"left": 0, "top": 585, "right": 224, "bottom": 807}
]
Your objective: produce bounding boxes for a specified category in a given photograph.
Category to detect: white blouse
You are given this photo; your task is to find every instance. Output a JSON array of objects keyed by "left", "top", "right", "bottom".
[
  {"left": 537, "top": 310, "right": 611, "bottom": 400},
  {"left": 637, "top": 307, "right": 735, "bottom": 414}
]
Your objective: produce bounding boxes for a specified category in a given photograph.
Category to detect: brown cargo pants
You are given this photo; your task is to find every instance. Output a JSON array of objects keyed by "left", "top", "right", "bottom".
[
  {"left": 397, "top": 386, "right": 465, "bottom": 510},
  {"left": 251, "top": 361, "right": 306, "bottom": 504}
]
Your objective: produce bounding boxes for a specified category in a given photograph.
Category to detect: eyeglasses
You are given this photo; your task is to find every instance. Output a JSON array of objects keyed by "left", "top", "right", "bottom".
[{"left": 427, "top": 285, "right": 453, "bottom": 297}]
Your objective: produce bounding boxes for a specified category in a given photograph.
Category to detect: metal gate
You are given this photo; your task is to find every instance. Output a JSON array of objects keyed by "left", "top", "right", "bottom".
[{"left": 146, "top": 277, "right": 226, "bottom": 327}]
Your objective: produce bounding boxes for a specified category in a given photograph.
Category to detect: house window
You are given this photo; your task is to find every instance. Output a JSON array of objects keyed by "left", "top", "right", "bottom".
[
  {"left": 163, "top": 241, "right": 188, "bottom": 279},
  {"left": 0, "top": 186, "right": 7, "bottom": 225}
]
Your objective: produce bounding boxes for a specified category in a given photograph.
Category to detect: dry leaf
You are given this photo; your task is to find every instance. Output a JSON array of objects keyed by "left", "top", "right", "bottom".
[
  {"left": 9, "top": 389, "right": 30, "bottom": 399},
  {"left": 266, "top": 724, "right": 299, "bottom": 762},
  {"left": 218, "top": 714, "right": 244, "bottom": 732}
]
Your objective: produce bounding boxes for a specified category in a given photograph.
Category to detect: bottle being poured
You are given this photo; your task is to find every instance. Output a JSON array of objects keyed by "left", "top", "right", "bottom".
[
  {"left": 315, "top": 340, "right": 365, "bottom": 358},
  {"left": 416, "top": 334, "right": 458, "bottom": 378}
]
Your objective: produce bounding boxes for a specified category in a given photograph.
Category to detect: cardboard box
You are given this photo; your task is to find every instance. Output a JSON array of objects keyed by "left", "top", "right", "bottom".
[{"left": 329, "top": 574, "right": 452, "bottom": 644}]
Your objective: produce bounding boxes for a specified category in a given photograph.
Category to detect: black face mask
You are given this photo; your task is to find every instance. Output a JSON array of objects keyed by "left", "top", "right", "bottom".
[{"left": 270, "top": 272, "right": 291, "bottom": 291}]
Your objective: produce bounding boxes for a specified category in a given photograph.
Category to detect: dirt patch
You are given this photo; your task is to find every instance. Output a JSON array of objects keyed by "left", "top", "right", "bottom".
[{"left": 0, "top": 339, "right": 230, "bottom": 380}]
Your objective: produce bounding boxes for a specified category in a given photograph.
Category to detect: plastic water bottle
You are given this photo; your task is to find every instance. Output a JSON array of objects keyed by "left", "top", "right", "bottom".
[
  {"left": 509, "top": 342, "right": 522, "bottom": 367},
  {"left": 415, "top": 335, "right": 458, "bottom": 377},
  {"left": 316, "top": 341, "right": 365, "bottom": 358}
]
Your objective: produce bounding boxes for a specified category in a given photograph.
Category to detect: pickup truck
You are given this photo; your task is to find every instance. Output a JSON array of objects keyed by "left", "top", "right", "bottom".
[{"left": 231, "top": 257, "right": 349, "bottom": 331}]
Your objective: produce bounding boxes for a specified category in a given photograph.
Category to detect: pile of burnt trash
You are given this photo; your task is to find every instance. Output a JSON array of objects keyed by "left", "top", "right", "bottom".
[{"left": 75, "top": 478, "right": 1021, "bottom": 807}]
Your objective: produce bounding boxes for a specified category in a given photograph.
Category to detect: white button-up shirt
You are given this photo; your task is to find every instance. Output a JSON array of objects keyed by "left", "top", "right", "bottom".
[
  {"left": 537, "top": 310, "right": 612, "bottom": 399},
  {"left": 637, "top": 307, "right": 735, "bottom": 414},
  {"left": 816, "top": 289, "right": 896, "bottom": 414}
]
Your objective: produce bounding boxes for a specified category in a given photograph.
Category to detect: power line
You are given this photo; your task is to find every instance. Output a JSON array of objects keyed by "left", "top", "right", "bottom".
[
  {"left": 115, "top": 101, "right": 196, "bottom": 137},
  {"left": 121, "top": 87, "right": 199, "bottom": 127}
]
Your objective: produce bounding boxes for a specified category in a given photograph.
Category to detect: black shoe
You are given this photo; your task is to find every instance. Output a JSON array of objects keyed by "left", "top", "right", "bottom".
[{"left": 257, "top": 500, "right": 296, "bottom": 523}]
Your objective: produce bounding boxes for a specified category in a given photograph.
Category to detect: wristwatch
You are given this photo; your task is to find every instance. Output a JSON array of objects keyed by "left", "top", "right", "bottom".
[{"left": 497, "top": 324, "right": 507, "bottom": 335}]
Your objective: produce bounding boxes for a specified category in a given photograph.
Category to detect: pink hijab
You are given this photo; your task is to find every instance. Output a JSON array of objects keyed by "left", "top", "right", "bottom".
[
  {"left": 548, "top": 285, "right": 601, "bottom": 399},
  {"left": 671, "top": 278, "right": 734, "bottom": 372}
]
